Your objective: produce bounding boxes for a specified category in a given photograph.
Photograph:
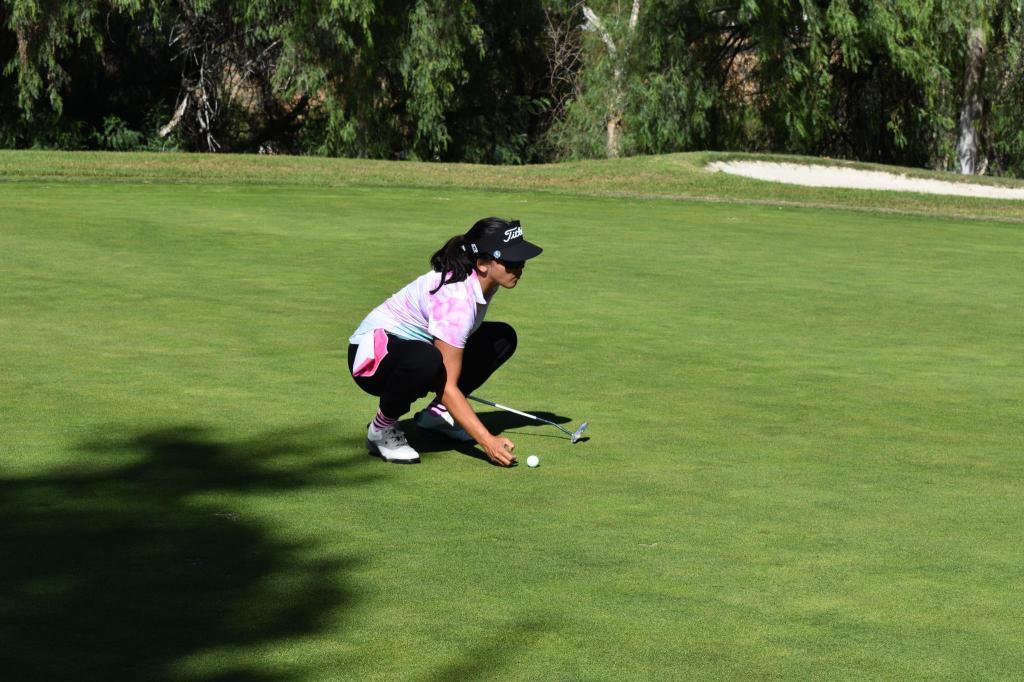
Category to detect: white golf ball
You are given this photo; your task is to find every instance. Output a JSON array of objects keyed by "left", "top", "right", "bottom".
[{"left": 526, "top": 455, "right": 540, "bottom": 468}]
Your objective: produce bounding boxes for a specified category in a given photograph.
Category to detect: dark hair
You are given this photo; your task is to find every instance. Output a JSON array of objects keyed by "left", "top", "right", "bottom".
[{"left": 429, "top": 217, "right": 512, "bottom": 294}]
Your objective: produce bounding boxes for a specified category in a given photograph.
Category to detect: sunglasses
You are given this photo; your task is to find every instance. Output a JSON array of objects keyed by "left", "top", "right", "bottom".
[{"left": 497, "top": 259, "right": 525, "bottom": 270}]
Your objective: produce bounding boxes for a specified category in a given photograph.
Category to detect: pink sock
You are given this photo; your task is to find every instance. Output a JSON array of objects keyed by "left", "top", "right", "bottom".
[{"left": 372, "top": 410, "right": 398, "bottom": 431}]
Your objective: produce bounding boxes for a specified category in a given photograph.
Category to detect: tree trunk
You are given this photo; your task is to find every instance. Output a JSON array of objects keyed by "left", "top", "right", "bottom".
[
  {"left": 957, "top": 26, "right": 986, "bottom": 175},
  {"left": 606, "top": 114, "right": 622, "bottom": 157},
  {"left": 15, "top": 28, "right": 30, "bottom": 69},
  {"left": 159, "top": 95, "right": 190, "bottom": 138}
]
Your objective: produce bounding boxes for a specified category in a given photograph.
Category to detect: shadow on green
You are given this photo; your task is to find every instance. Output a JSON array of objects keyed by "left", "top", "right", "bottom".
[
  {"left": 399, "top": 409, "right": 581, "bottom": 464},
  {"left": 0, "top": 424, "right": 373, "bottom": 681}
]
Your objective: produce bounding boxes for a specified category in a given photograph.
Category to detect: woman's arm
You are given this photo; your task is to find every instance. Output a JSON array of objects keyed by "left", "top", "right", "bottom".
[{"left": 434, "top": 338, "right": 517, "bottom": 466}]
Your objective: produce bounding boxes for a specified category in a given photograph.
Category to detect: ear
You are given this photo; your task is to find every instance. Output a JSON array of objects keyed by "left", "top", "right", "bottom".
[{"left": 475, "top": 258, "right": 490, "bottom": 277}]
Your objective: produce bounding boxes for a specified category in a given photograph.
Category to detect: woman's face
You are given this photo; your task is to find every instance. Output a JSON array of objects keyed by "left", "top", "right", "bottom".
[{"left": 478, "top": 258, "right": 525, "bottom": 289}]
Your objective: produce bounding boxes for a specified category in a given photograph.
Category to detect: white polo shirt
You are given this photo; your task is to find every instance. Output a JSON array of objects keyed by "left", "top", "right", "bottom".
[{"left": 349, "top": 270, "right": 494, "bottom": 349}]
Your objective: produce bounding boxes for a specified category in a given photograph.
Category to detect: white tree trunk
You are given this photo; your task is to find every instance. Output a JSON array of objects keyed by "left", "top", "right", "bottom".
[
  {"left": 606, "top": 115, "right": 622, "bottom": 158},
  {"left": 957, "top": 26, "right": 986, "bottom": 175},
  {"left": 582, "top": 7, "right": 617, "bottom": 58},
  {"left": 158, "top": 95, "right": 190, "bottom": 138}
]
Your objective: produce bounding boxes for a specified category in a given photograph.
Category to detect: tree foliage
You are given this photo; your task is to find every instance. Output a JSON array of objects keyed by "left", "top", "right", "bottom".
[{"left": 2, "top": 0, "right": 1024, "bottom": 174}]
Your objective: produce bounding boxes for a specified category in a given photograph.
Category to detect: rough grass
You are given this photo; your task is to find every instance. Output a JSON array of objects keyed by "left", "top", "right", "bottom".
[
  {"left": 3, "top": 149, "right": 1024, "bottom": 223},
  {"left": 1, "top": 153, "right": 1022, "bottom": 680}
]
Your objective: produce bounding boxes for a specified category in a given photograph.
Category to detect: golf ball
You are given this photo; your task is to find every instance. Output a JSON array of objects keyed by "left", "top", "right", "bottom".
[{"left": 526, "top": 455, "right": 540, "bottom": 468}]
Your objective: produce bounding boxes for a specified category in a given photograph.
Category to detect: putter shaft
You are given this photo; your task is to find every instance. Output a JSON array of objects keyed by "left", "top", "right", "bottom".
[{"left": 468, "top": 394, "right": 587, "bottom": 443}]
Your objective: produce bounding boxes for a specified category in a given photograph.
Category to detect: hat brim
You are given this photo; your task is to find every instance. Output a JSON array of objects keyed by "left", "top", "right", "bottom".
[{"left": 496, "top": 240, "right": 543, "bottom": 261}]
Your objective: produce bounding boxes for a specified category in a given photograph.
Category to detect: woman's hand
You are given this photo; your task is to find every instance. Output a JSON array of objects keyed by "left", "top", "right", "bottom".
[
  {"left": 482, "top": 436, "right": 517, "bottom": 467},
  {"left": 431, "top": 340, "right": 517, "bottom": 467}
]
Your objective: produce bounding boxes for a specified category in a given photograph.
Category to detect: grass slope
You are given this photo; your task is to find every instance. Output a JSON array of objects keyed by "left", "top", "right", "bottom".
[
  {"left": 4, "top": 149, "right": 1024, "bottom": 223},
  {"left": 1, "top": 154, "right": 1022, "bottom": 680}
]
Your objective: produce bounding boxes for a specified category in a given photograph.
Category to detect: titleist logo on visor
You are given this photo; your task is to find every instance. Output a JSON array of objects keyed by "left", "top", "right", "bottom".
[{"left": 460, "top": 219, "right": 540, "bottom": 261}]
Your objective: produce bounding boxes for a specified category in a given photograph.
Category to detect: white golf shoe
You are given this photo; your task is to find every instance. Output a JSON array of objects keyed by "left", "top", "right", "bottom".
[
  {"left": 366, "top": 423, "right": 420, "bottom": 463},
  {"left": 414, "top": 408, "right": 474, "bottom": 442}
]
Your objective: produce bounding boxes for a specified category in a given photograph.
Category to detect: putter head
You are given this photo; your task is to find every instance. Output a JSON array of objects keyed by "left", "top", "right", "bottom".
[{"left": 570, "top": 421, "right": 589, "bottom": 444}]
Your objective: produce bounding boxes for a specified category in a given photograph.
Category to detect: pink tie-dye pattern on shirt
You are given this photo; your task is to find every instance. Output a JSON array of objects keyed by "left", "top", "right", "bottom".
[
  {"left": 349, "top": 270, "right": 488, "bottom": 349},
  {"left": 429, "top": 289, "right": 477, "bottom": 347}
]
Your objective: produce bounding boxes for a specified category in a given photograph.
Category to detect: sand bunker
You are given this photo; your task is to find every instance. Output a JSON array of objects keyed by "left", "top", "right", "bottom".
[{"left": 708, "top": 160, "right": 1024, "bottom": 201}]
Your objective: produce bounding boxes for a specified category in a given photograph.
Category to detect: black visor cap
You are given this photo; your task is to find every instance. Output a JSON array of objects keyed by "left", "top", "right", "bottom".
[{"left": 462, "top": 220, "right": 543, "bottom": 261}]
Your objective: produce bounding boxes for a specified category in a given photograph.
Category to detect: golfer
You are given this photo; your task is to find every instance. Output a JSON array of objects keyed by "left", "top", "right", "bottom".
[{"left": 347, "top": 217, "right": 542, "bottom": 466}]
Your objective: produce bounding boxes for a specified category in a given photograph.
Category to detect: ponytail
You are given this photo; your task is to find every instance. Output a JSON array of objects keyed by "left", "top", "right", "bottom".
[
  {"left": 429, "top": 234, "right": 476, "bottom": 294},
  {"left": 429, "top": 217, "right": 513, "bottom": 294}
]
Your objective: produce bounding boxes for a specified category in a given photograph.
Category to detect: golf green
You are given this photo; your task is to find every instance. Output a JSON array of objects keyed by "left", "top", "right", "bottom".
[{"left": 2, "top": 165, "right": 1022, "bottom": 679}]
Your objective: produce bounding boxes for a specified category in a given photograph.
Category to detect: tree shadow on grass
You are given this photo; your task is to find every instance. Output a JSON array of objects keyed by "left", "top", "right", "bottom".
[
  {"left": 422, "top": 616, "right": 558, "bottom": 681},
  {"left": 0, "top": 423, "right": 372, "bottom": 682}
]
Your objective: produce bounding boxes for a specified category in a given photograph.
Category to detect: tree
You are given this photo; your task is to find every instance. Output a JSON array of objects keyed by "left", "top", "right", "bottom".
[
  {"left": 4, "top": 0, "right": 1024, "bottom": 175},
  {"left": 0, "top": 0, "right": 498, "bottom": 157},
  {"left": 2, "top": 2, "right": 151, "bottom": 119},
  {"left": 580, "top": 0, "right": 639, "bottom": 157},
  {"left": 981, "top": 0, "right": 1024, "bottom": 176},
  {"left": 954, "top": 0, "right": 1024, "bottom": 176},
  {"left": 544, "top": 0, "right": 722, "bottom": 160}
]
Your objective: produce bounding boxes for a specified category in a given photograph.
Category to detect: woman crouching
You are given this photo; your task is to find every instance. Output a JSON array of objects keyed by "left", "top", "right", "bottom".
[{"left": 347, "top": 217, "right": 542, "bottom": 466}]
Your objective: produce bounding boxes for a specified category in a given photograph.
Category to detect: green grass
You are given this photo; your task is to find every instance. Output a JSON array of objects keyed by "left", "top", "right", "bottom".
[
  {"left": 5, "top": 149, "right": 1024, "bottom": 223},
  {"left": 2, "top": 152, "right": 1022, "bottom": 680}
]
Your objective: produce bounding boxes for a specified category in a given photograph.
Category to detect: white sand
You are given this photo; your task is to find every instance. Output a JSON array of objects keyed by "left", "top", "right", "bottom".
[{"left": 708, "top": 160, "right": 1024, "bottom": 201}]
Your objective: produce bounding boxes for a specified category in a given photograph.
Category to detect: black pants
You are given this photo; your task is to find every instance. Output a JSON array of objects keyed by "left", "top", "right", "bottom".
[{"left": 347, "top": 321, "right": 517, "bottom": 419}]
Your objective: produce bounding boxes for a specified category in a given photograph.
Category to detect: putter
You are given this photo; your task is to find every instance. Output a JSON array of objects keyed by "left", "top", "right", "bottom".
[{"left": 468, "top": 395, "right": 589, "bottom": 443}]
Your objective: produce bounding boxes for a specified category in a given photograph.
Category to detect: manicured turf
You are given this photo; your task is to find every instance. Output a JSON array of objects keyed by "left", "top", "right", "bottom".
[{"left": 2, "top": 154, "right": 1022, "bottom": 679}]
